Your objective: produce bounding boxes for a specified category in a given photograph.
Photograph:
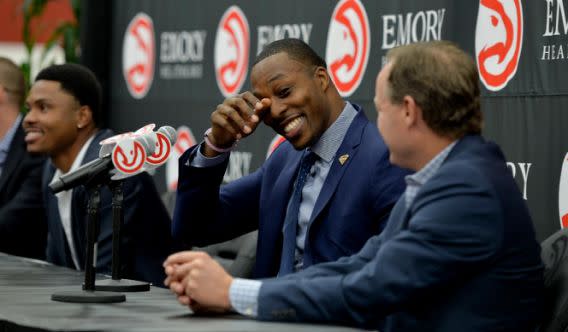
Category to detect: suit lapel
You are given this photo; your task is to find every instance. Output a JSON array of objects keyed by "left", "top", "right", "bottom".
[
  {"left": 44, "top": 162, "right": 76, "bottom": 266},
  {"left": 69, "top": 129, "right": 111, "bottom": 269},
  {"left": 309, "top": 110, "right": 367, "bottom": 225},
  {"left": 0, "top": 127, "right": 25, "bottom": 192}
]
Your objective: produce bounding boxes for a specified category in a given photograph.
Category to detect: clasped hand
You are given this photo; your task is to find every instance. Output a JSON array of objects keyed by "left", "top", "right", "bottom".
[{"left": 163, "top": 251, "right": 234, "bottom": 313}]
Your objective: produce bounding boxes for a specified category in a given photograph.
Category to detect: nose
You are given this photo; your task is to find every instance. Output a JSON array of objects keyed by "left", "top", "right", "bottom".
[
  {"left": 266, "top": 99, "right": 287, "bottom": 121},
  {"left": 22, "top": 108, "right": 36, "bottom": 128}
]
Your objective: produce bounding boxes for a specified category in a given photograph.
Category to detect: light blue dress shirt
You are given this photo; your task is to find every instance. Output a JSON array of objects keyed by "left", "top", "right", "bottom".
[
  {"left": 230, "top": 140, "right": 459, "bottom": 317},
  {"left": 404, "top": 141, "right": 457, "bottom": 208},
  {"left": 0, "top": 115, "right": 22, "bottom": 178}
]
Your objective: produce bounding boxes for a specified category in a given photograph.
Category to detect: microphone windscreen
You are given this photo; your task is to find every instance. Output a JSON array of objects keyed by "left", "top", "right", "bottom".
[
  {"left": 158, "top": 126, "right": 177, "bottom": 145},
  {"left": 136, "top": 132, "right": 158, "bottom": 155}
]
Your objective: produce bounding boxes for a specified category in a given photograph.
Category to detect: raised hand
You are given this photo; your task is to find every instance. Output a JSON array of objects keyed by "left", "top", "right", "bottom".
[{"left": 203, "top": 92, "right": 271, "bottom": 157}]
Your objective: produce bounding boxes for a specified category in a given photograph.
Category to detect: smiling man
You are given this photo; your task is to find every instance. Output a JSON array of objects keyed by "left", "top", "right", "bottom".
[
  {"left": 166, "top": 41, "right": 543, "bottom": 331},
  {"left": 24, "top": 63, "right": 174, "bottom": 285},
  {"left": 172, "top": 38, "right": 408, "bottom": 279}
]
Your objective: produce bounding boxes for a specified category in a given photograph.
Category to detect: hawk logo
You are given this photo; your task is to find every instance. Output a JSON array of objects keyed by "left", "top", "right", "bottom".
[
  {"left": 325, "top": 0, "right": 370, "bottom": 97},
  {"left": 122, "top": 13, "right": 155, "bottom": 99},
  {"left": 475, "top": 0, "right": 523, "bottom": 91},
  {"left": 146, "top": 132, "right": 172, "bottom": 165},
  {"left": 112, "top": 139, "right": 147, "bottom": 175},
  {"left": 214, "top": 6, "right": 250, "bottom": 97},
  {"left": 166, "top": 126, "right": 196, "bottom": 191},
  {"left": 560, "top": 153, "right": 568, "bottom": 228}
]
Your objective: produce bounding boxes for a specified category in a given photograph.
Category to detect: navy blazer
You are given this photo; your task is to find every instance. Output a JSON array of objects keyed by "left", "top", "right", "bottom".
[
  {"left": 43, "top": 129, "right": 174, "bottom": 286},
  {"left": 258, "top": 135, "right": 544, "bottom": 331},
  {"left": 0, "top": 125, "right": 47, "bottom": 259},
  {"left": 173, "top": 105, "right": 409, "bottom": 278}
]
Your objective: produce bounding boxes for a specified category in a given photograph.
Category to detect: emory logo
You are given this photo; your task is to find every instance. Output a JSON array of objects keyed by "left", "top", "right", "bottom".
[
  {"left": 166, "top": 126, "right": 196, "bottom": 191},
  {"left": 325, "top": 0, "right": 370, "bottom": 97},
  {"left": 475, "top": 0, "right": 523, "bottom": 91},
  {"left": 123, "top": 13, "right": 155, "bottom": 99},
  {"left": 560, "top": 153, "right": 568, "bottom": 228},
  {"left": 214, "top": 6, "right": 250, "bottom": 97}
]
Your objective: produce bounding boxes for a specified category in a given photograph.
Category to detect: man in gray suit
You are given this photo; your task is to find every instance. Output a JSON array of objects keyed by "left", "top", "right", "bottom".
[{"left": 163, "top": 41, "right": 543, "bottom": 331}]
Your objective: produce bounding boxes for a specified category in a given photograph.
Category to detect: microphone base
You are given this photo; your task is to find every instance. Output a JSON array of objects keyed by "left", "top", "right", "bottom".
[
  {"left": 94, "top": 278, "right": 150, "bottom": 292},
  {"left": 51, "top": 290, "right": 126, "bottom": 303}
]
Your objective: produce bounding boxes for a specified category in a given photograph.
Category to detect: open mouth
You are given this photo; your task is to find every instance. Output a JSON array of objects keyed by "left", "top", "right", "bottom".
[
  {"left": 24, "top": 129, "right": 43, "bottom": 144},
  {"left": 282, "top": 116, "right": 305, "bottom": 139}
]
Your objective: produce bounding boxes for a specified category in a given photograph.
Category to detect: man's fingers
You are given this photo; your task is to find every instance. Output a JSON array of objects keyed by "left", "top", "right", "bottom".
[
  {"left": 217, "top": 104, "right": 251, "bottom": 134},
  {"left": 178, "top": 294, "right": 191, "bottom": 306},
  {"left": 164, "top": 275, "right": 171, "bottom": 287},
  {"left": 168, "top": 280, "right": 185, "bottom": 295},
  {"left": 211, "top": 112, "right": 241, "bottom": 138},
  {"left": 164, "top": 251, "right": 207, "bottom": 267},
  {"left": 254, "top": 98, "right": 272, "bottom": 121}
]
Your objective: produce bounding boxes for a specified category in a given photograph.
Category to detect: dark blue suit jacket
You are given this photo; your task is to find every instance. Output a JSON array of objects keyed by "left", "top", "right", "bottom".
[
  {"left": 258, "top": 135, "right": 544, "bottom": 331},
  {"left": 0, "top": 125, "right": 47, "bottom": 259},
  {"left": 173, "top": 106, "right": 409, "bottom": 278},
  {"left": 43, "top": 129, "right": 174, "bottom": 286}
]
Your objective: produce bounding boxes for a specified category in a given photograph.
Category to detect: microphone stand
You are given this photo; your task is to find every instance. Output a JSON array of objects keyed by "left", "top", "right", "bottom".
[
  {"left": 94, "top": 180, "right": 150, "bottom": 292},
  {"left": 51, "top": 181, "right": 126, "bottom": 303}
]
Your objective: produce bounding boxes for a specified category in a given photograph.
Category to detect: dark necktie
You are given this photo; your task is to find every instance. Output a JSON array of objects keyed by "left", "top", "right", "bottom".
[{"left": 278, "top": 151, "right": 318, "bottom": 276}]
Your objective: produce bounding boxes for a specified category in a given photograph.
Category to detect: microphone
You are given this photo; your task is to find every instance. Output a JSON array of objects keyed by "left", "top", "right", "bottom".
[
  {"left": 49, "top": 127, "right": 159, "bottom": 194},
  {"left": 49, "top": 157, "right": 114, "bottom": 194}
]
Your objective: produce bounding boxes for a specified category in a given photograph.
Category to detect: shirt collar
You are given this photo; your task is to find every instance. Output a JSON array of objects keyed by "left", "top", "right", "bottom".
[
  {"left": 0, "top": 114, "right": 22, "bottom": 153},
  {"left": 405, "top": 140, "right": 458, "bottom": 188},
  {"left": 309, "top": 102, "right": 358, "bottom": 163},
  {"left": 51, "top": 133, "right": 97, "bottom": 182}
]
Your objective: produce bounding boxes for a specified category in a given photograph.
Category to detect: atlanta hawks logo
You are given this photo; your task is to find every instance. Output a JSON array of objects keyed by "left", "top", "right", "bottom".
[
  {"left": 112, "top": 139, "right": 147, "bottom": 174},
  {"left": 123, "top": 13, "right": 155, "bottom": 99},
  {"left": 559, "top": 153, "right": 568, "bottom": 228},
  {"left": 146, "top": 132, "right": 172, "bottom": 165},
  {"left": 325, "top": 0, "right": 370, "bottom": 97},
  {"left": 475, "top": 0, "right": 523, "bottom": 91},
  {"left": 214, "top": 6, "right": 250, "bottom": 97}
]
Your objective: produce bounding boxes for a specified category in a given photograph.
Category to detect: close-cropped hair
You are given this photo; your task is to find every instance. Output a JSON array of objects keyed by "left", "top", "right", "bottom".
[
  {"left": 386, "top": 41, "right": 483, "bottom": 139},
  {"left": 35, "top": 63, "right": 102, "bottom": 127},
  {"left": 0, "top": 57, "right": 26, "bottom": 107},
  {"left": 253, "top": 38, "right": 327, "bottom": 70}
]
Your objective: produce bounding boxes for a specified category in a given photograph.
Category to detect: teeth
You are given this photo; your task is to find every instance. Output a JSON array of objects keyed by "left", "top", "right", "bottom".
[
  {"left": 284, "top": 117, "right": 302, "bottom": 133},
  {"left": 25, "top": 132, "right": 43, "bottom": 141}
]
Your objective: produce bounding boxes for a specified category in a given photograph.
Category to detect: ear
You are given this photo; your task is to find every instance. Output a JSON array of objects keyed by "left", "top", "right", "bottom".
[
  {"left": 314, "top": 66, "right": 330, "bottom": 92},
  {"left": 76, "top": 105, "right": 93, "bottom": 129},
  {"left": 402, "top": 95, "right": 420, "bottom": 128},
  {"left": 0, "top": 85, "right": 7, "bottom": 103}
]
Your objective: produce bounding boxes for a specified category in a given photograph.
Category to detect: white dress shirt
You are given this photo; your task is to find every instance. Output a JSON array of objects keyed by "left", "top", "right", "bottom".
[{"left": 49, "top": 134, "right": 96, "bottom": 270}]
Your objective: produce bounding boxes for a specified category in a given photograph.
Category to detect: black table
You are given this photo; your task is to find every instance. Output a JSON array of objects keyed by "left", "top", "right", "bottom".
[{"left": 0, "top": 253, "right": 368, "bottom": 332}]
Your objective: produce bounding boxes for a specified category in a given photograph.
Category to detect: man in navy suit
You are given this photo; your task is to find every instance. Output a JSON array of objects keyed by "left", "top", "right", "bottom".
[
  {"left": 0, "top": 57, "right": 46, "bottom": 259},
  {"left": 164, "top": 41, "right": 544, "bottom": 331},
  {"left": 24, "top": 63, "right": 173, "bottom": 286},
  {"left": 173, "top": 39, "right": 408, "bottom": 278}
]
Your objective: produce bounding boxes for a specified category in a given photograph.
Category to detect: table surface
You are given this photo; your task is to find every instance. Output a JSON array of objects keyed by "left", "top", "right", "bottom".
[{"left": 0, "top": 253, "right": 368, "bottom": 332}]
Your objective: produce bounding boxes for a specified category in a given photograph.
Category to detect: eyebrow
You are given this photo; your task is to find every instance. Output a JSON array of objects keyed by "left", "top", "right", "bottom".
[
  {"left": 267, "top": 73, "right": 286, "bottom": 84},
  {"left": 26, "top": 97, "right": 50, "bottom": 105}
]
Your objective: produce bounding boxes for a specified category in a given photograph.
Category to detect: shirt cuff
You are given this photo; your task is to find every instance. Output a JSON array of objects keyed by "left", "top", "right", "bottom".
[
  {"left": 188, "top": 142, "right": 229, "bottom": 167},
  {"left": 229, "top": 278, "right": 262, "bottom": 317}
]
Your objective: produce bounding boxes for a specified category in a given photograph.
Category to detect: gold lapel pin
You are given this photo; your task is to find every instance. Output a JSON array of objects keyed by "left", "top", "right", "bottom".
[{"left": 338, "top": 154, "right": 349, "bottom": 165}]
